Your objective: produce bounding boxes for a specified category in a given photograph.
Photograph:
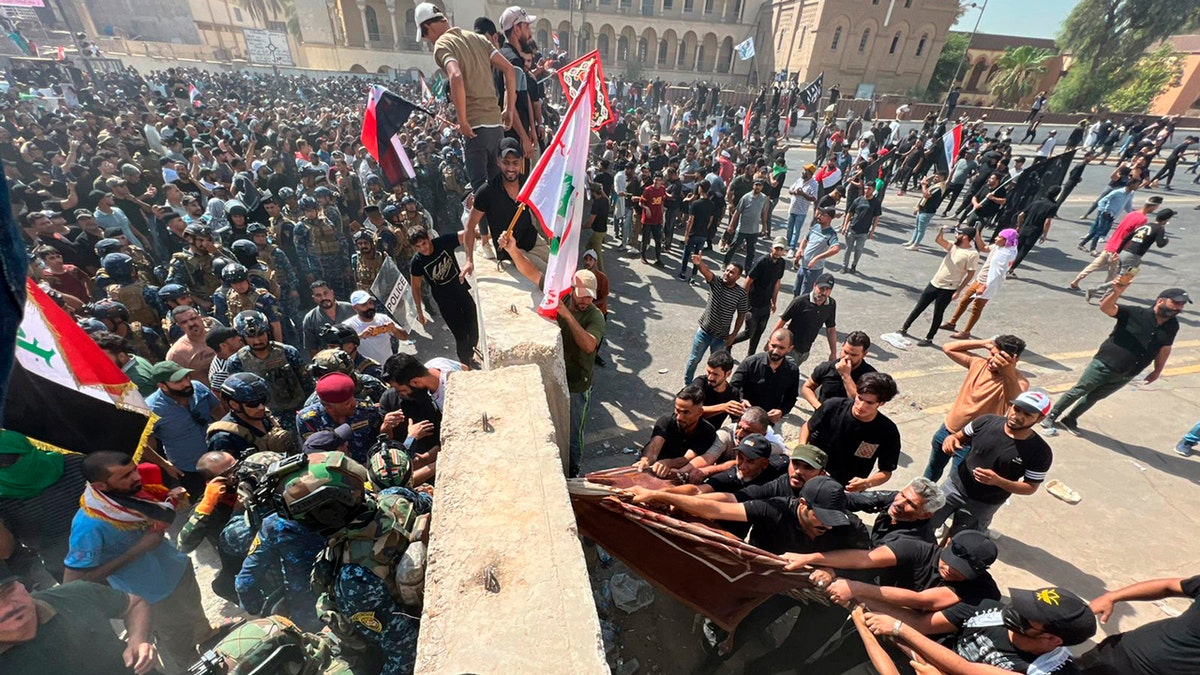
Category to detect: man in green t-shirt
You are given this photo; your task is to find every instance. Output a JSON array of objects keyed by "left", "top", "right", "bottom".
[{"left": 0, "top": 562, "right": 157, "bottom": 673}]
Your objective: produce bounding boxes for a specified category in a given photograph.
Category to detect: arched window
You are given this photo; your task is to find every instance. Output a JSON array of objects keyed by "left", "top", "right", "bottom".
[
  {"left": 858, "top": 27, "right": 870, "bottom": 53},
  {"left": 697, "top": 44, "right": 706, "bottom": 69},
  {"left": 889, "top": 31, "right": 900, "bottom": 54},
  {"left": 538, "top": 29, "right": 549, "bottom": 48},
  {"left": 677, "top": 42, "right": 689, "bottom": 67},
  {"left": 618, "top": 35, "right": 629, "bottom": 61},
  {"left": 638, "top": 37, "right": 648, "bottom": 61},
  {"left": 597, "top": 34, "right": 610, "bottom": 60},
  {"left": 658, "top": 39, "right": 668, "bottom": 65},
  {"left": 915, "top": 33, "right": 927, "bottom": 56},
  {"left": 830, "top": 26, "right": 842, "bottom": 50},
  {"left": 364, "top": 6, "right": 380, "bottom": 42}
]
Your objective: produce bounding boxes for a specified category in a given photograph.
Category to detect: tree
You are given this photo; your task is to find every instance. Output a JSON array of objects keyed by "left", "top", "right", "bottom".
[
  {"left": 1052, "top": 0, "right": 1200, "bottom": 112},
  {"left": 233, "top": 0, "right": 301, "bottom": 41},
  {"left": 1102, "top": 44, "right": 1184, "bottom": 112},
  {"left": 925, "top": 32, "right": 970, "bottom": 100},
  {"left": 988, "top": 46, "right": 1054, "bottom": 108}
]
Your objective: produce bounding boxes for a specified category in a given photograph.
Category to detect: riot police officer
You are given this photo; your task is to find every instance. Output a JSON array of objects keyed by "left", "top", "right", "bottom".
[
  {"left": 225, "top": 310, "right": 311, "bottom": 426},
  {"left": 208, "top": 372, "right": 300, "bottom": 458}
]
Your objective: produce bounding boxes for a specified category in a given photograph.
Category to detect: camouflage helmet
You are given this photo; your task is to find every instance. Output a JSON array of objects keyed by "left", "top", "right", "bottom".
[
  {"left": 273, "top": 452, "right": 370, "bottom": 535},
  {"left": 233, "top": 310, "right": 270, "bottom": 337},
  {"left": 221, "top": 262, "right": 250, "bottom": 284},
  {"left": 218, "top": 372, "right": 270, "bottom": 404},
  {"left": 94, "top": 237, "right": 122, "bottom": 258},
  {"left": 246, "top": 222, "right": 268, "bottom": 236},
  {"left": 297, "top": 196, "right": 319, "bottom": 212},
  {"left": 367, "top": 442, "right": 413, "bottom": 490},
  {"left": 230, "top": 240, "right": 259, "bottom": 265},
  {"left": 309, "top": 348, "right": 355, "bottom": 378},
  {"left": 198, "top": 616, "right": 310, "bottom": 675},
  {"left": 353, "top": 229, "right": 375, "bottom": 243},
  {"left": 101, "top": 252, "right": 134, "bottom": 278},
  {"left": 184, "top": 223, "right": 213, "bottom": 239},
  {"left": 381, "top": 204, "right": 401, "bottom": 221},
  {"left": 399, "top": 194, "right": 417, "bottom": 207},
  {"left": 313, "top": 186, "right": 334, "bottom": 199},
  {"left": 276, "top": 187, "right": 295, "bottom": 201}
]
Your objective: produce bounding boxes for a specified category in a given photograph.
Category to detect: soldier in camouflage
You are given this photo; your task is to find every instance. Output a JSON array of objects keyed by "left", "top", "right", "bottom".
[
  {"left": 167, "top": 224, "right": 225, "bottom": 311},
  {"left": 207, "top": 372, "right": 300, "bottom": 458},
  {"left": 265, "top": 192, "right": 304, "bottom": 276},
  {"left": 351, "top": 231, "right": 387, "bottom": 293},
  {"left": 88, "top": 298, "right": 167, "bottom": 361},
  {"left": 215, "top": 264, "right": 283, "bottom": 342},
  {"left": 225, "top": 310, "right": 312, "bottom": 427},
  {"left": 303, "top": 347, "right": 386, "bottom": 405},
  {"left": 235, "top": 510, "right": 326, "bottom": 632},
  {"left": 89, "top": 238, "right": 124, "bottom": 300},
  {"left": 439, "top": 147, "right": 470, "bottom": 224},
  {"left": 189, "top": 615, "right": 356, "bottom": 675},
  {"left": 274, "top": 451, "right": 431, "bottom": 675},
  {"left": 295, "top": 196, "right": 354, "bottom": 300},
  {"left": 296, "top": 373, "right": 391, "bottom": 464},
  {"left": 100, "top": 252, "right": 162, "bottom": 327}
]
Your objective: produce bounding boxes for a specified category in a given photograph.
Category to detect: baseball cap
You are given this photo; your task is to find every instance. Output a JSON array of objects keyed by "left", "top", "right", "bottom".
[
  {"left": 799, "top": 475, "right": 850, "bottom": 527},
  {"left": 753, "top": 177, "right": 767, "bottom": 186},
  {"left": 789, "top": 443, "right": 827, "bottom": 469},
  {"left": 736, "top": 434, "right": 773, "bottom": 460},
  {"left": 1011, "top": 389, "right": 1052, "bottom": 417},
  {"left": 414, "top": 2, "right": 445, "bottom": 26},
  {"left": 940, "top": 530, "right": 998, "bottom": 580},
  {"left": 499, "top": 137, "right": 524, "bottom": 158},
  {"left": 582, "top": 249, "right": 599, "bottom": 261},
  {"left": 772, "top": 236, "right": 788, "bottom": 249},
  {"left": 573, "top": 269, "right": 598, "bottom": 298},
  {"left": 1155, "top": 208, "right": 1177, "bottom": 222},
  {"left": 1158, "top": 288, "right": 1192, "bottom": 304},
  {"left": 303, "top": 423, "right": 354, "bottom": 453},
  {"left": 315, "top": 372, "right": 357, "bottom": 404},
  {"left": 74, "top": 208, "right": 95, "bottom": 220},
  {"left": 150, "top": 360, "right": 193, "bottom": 384},
  {"left": 815, "top": 272, "right": 836, "bottom": 289},
  {"left": 349, "top": 290, "right": 372, "bottom": 305},
  {"left": 956, "top": 225, "right": 977, "bottom": 238},
  {"left": 1008, "top": 587, "right": 1097, "bottom": 646},
  {"left": 499, "top": 6, "right": 537, "bottom": 31},
  {"left": 817, "top": 206, "right": 837, "bottom": 219},
  {"left": 803, "top": 163, "right": 817, "bottom": 172},
  {"left": 1146, "top": 195, "right": 1164, "bottom": 205}
]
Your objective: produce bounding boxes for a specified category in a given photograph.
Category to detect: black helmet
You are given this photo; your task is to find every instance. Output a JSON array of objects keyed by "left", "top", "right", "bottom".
[
  {"left": 400, "top": 195, "right": 417, "bottom": 207},
  {"left": 157, "top": 283, "right": 188, "bottom": 301},
  {"left": 221, "top": 262, "right": 250, "bottom": 284},
  {"left": 101, "top": 253, "right": 134, "bottom": 279},
  {"left": 318, "top": 322, "right": 359, "bottom": 346},
  {"left": 212, "top": 256, "right": 232, "bottom": 277},
  {"left": 297, "top": 196, "right": 318, "bottom": 212},
  {"left": 90, "top": 299, "right": 130, "bottom": 322},
  {"left": 276, "top": 187, "right": 295, "bottom": 201},
  {"left": 382, "top": 204, "right": 401, "bottom": 221},
  {"left": 313, "top": 186, "right": 334, "bottom": 199},
  {"left": 233, "top": 310, "right": 270, "bottom": 337},
  {"left": 94, "top": 238, "right": 122, "bottom": 258},
  {"left": 231, "top": 240, "right": 259, "bottom": 265},
  {"left": 219, "top": 372, "right": 270, "bottom": 404},
  {"left": 246, "top": 222, "right": 268, "bottom": 236},
  {"left": 227, "top": 201, "right": 249, "bottom": 217}
]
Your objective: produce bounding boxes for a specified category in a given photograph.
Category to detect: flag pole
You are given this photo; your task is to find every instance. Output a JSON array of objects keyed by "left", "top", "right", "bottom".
[{"left": 504, "top": 203, "right": 527, "bottom": 236}]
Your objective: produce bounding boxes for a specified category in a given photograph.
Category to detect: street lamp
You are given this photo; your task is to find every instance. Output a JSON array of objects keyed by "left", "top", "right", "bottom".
[{"left": 939, "top": 0, "right": 987, "bottom": 119}]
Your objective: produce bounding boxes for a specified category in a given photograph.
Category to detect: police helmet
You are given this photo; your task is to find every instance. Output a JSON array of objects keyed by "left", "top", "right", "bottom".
[
  {"left": 90, "top": 299, "right": 130, "bottom": 322},
  {"left": 399, "top": 195, "right": 417, "bottom": 207},
  {"left": 309, "top": 348, "right": 355, "bottom": 378},
  {"left": 233, "top": 310, "right": 270, "bottom": 337},
  {"left": 367, "top": 442, "right": 413, "bottom": 490},
  {"left": 158, "top": 283, "right": 188, "bottom": 302},
  {"left": 230, "top": 240, "right": 260, "bottom": 265},
  {"left": 219, "top": 372, "right": 270, "bottom": 404},
  {"left": 273, "top": 452, "right": 370, "bottom": 536},
  {"left": 187, "top": 224, "right": 214, "bottom": 240},
  {"left": 276, "top": 187, "right": 295, "bottom": 201},
  {"left": 78, "top": 317, "right": 108, "bottom": 333},
  {"left": 212, "top": 256, "right": 232, "bottom": 277},
  {"left": 94, "top": 238, "right": 122, "bottom": 258},
  {"left": 313, "top": 186, "right": 334, "bottom": 199},
  {"left": 353, "top": 230, "right": 375, "bottom": 243},
  {"left": 221, "top": 262, "right": 250, "bottom": 284},
  {"left": 297, "top": 196, "right": 319, "bottom": 212},
  {"left": 101, "top": 253, "right": 134, "bottom": 278},
  {"left": 227, "top": 201, "right": 249, "bottom": 217},
  {"left": 318, "top": 322, "right": 359, "bottom": 347},
  {"left": 246, "top": 222, "right": 268, "bottom": 236},
  {"left": 381, "top": 204, "right": 401, "bottom": 221}
]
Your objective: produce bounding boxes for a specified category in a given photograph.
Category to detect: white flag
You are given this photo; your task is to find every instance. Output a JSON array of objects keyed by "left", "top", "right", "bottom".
[
  {"left": 518, "top": 62, "right": 598, "bottom": 318},
  {"left": 736, "top": 37, "right": 756, "bottom": 60}
]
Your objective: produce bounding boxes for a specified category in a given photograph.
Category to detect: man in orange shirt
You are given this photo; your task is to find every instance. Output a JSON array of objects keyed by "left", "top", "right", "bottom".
[{"left": 922, "top": 336, "right": 1029, "bottom": 481}]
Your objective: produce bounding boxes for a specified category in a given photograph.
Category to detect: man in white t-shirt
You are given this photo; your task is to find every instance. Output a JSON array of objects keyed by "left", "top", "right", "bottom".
[
  {"left": 342, "top": 290, "right": 408, "bottom": 365},
  {"left": 382, "top": 352, "right": 467, "bottom": 411}
]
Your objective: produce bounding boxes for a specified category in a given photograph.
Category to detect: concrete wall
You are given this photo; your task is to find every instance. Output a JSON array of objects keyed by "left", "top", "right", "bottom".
[
  {"left": 83, "top": 0, "right": 202, "bottom": 44},
  {"left": 415, "top": 364, "right": 607, "bottom": 674}
]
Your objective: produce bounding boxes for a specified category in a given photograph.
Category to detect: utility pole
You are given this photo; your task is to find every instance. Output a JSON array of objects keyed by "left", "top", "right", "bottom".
[
  {"left": 939, "top": 0, "right": 987, "bottom": 119},
  {"left": 50, "top": 0, "right": 94, "bottom": 77}
]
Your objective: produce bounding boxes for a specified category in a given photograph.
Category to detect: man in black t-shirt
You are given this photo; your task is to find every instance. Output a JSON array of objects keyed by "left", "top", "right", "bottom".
[
  {"left": 841, "top": 182, "right": 881, "bottom": 273},
  {"left": 802, "top": 330, "right": 876, "bottom": 408},
  {"left": 1010, "top": 186, "right": 1061, "bottom": 273},
  {"left": 1080, "top": 574, "right": 1200, "bottom": 675},
  {"left": 845, "top": 476, "right": 944, "bottom": 547},
  {"left": 774, "top": 273, "right": 838, "bottom": 367},
  {"left": 934, "top": 391, "right": 1054, "bottom": 535},
  {"left": 583, "top": 182, "right": 609, "bottom": 270},
  {"left": 691, "top": 350, "right": 742, "bottom": 429},
  {"left": 410, "top": 227, "right": 479, "bottom": 366},
  {"left": 465, "top": 137, "right": 541, "bottom": 266},
  {"left": 800, "top": 372, "right": 901, "bottom": 492},
  {"left": 633, "top": 385, "right": 718, "bottom": 478},
  {"left": 731, "top": 236, "right": 788, "bottom": 356},
  {"left": 679, "top": 180, "right": 720, "bottom": 280}
]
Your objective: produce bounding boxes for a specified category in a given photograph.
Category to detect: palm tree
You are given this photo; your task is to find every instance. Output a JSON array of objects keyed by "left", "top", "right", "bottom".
[
  {"left": 988, "top": 46, "right": 1054, "bottom": 108},
  {"left": 233, "top": 0, "right": 302, "bottom": 41}
]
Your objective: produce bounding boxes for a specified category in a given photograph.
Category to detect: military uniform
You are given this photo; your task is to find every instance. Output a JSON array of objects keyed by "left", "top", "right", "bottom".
[
  {"left": 167, "top": 249, "right": 223, "bottom": 301},
  {"left": 206, "top": 411, "right": 299, "bottom": 458},
  {"left": 302, "top": 372, "right": 387, "bottom": 408},
  {"left": 351, "top": 249, "right": 387, "bottom": 292},
  {"left": 235, "top": 513, "right": 326, "bottom": 632},
  {"left": 105, "top": 280, "right": 162, "bottom": 326},
  {"left": 411, "top": 162, "right": 448, "bottom": 229},
  {"left": 296, "top": 215, "right": 353, "bottom": 299},
  {"left": 226, "top": 343, "right": 311, "bottom": 423},
  {"left": 215, "top": 286, "right": 280, "bottom": 328},
  {"left": 121, "top": 321, "right": 168, "bottom": 361},
  {"left": 296, "top": 401, "right": 383, "bottom": 464},
  {"left": 193, "top": 615, "right": 355, "bottom": 675},
  {"left": 177, "top": 476, "right": 243, "bottom": 602},
  {"left": 352, "top": 353, "right": 383, "bottom": 381},
  {"left": 269, "top": 214, "right": 304, "bottom": 273}
]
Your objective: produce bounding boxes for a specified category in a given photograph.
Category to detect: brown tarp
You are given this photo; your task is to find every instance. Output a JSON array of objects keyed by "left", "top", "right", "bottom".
[{"left": 570, "top": 467, "right": 825, "bottom": 631}]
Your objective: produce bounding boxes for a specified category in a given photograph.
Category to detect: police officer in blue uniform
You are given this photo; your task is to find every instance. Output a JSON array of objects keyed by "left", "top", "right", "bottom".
[{"left": 295, "top": 373, "right": 394, "bottom": 464}]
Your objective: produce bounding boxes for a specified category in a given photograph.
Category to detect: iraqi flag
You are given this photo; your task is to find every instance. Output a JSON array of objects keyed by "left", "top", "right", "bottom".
[
  {"left": 519, "top": 62, "right": 597, "bottom": 319},
  {"left": 552, "top": 31, "right": 560, "bottom": 49},
  {"left": 362, "top": 85, "right": 419, "bottom": 187},
  {"left": 188, "top": 83, "right": 201, "bottom": 108},
  {"left": 741, "top": 106, "right": 752, "bottom": 141},
  {"left": 420, "top": 77, "right": 434, "bottom": 105},
  {"left": 5, "top": 280, "right": 153, "bottom": 458},
  {"left": 939, "top": 124, "right": 964, "bottom": 174}
]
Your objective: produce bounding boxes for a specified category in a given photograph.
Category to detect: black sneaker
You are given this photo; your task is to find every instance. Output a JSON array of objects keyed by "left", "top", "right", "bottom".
[
  {"left": 898, "top": 328, "right": 912, "bottom": 338},
  {"left": 595, "top": 355, "right": 607, "bottom": 368},
  {"left": 1060, "top": 418, "right": 1081, "bottom": 436},
  {"left": 917, "top": 338, "right": 933, "bottom": 347}
]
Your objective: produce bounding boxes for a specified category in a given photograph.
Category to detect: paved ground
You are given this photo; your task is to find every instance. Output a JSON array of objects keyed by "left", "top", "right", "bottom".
[{"left": 577, "top": 140, "right": 1200, "bottom": 672}]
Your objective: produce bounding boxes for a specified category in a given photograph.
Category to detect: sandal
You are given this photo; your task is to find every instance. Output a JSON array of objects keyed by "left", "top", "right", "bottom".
[{"left": 1046, "top": 479, "right": 1081, "bottom": 504}]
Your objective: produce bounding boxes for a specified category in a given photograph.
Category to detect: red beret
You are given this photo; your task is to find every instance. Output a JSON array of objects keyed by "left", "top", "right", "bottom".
[{"left": 315, "top": 372, "right": 356, "bottom": 404}]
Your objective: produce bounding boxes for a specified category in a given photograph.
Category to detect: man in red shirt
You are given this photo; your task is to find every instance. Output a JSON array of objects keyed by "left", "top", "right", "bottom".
[
  {"left": 1069, "top": 195, "right": 1160, "bottom": 291},
  {"left": 36, "top": 245, "right": 92, "bottom": 302},
  {"left": 638, "top": 173, "right": 668, "bottom": 265}
]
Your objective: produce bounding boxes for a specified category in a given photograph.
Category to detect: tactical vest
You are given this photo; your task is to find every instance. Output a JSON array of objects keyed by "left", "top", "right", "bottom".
[
  {"left": 249, "top": 262, "right": 282, "bottom": 299},
  {"left": 206, "top": 416, "right": 298, "bottom": 457},
  {"left": 128, "top": 247, "right": 158, "bottom": 286},
  {"left": 238, "top": 345, "right": 306, "bottom": 412},
  {"left": 305, "top": 218, "right": 342, "bottom": 257},
  {"left": 125, "top": 322, "right": 156, "bottom": 361},
  {"left": 225, "top": 287, "right": 269, "bottom": 324},
  {"left": 354, "top": 251, "right": 384, "bottom": 291},
  {"left": 108, "top": 282, "right": 159, "bottom": 325},
  {"left": 173, "top": 250, "right": 222, "bottom": 297}
]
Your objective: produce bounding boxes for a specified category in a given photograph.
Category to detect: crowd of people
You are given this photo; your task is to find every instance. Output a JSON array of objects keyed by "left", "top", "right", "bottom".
[{"left": 0, "top": 2, "right": 1197, "bottom": 674}]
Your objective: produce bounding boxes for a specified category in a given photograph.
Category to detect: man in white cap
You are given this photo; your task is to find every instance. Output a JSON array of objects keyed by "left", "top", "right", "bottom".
[
  {"left": 341, "top": 290, "right": 409, "bottom": 365},
  {"left": 415, "top": 1, "right": 518, "bottom": 191},
  {"left": 497, "top": 6, "right": 541, "bottom": 159}
]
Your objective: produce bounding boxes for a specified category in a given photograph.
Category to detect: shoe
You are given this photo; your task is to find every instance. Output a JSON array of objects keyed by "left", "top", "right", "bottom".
[
  {"left": 917, "top": 338, "right": 933, "bottom": 346},
  {"left": 1085, "top": 288, "right": 1096, "bottom": 303},
  {"left": 1041, "top": 418, "right": 1059, "bottom": 436},
  {"left": 1060, "top": 418, "right": 1081, "bottom": 436},
  {"left": 1175, "top": 442, "right": 1194, "bottom": 457},
  {"left": 676, "top": 274, "right": 688, "bottom": 281},
  {"left": 949, "top": 330, "right": 972, "bottom": 339},
  {"left": 1069, "top": 283, "right": 1081, "bottom": 290},
  {"left": 938, "top": 322, "right": 956, "bottom": 331},
  {"left": 1007, "top": 271, "right": 1018, "bottom": 279},
  {"left": 1076, "top": 244, "right": 1087, "bottom": 252},
  {"left": 595, "top": 355, "right": 607, "bottom": 368},
  {"left": 898, "top": 328, "right": 912, "bottom": 338}
]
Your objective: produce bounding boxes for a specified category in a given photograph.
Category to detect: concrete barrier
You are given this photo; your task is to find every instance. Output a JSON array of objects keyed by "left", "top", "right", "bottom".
[{"left": 414, "top": 364, "right": 607, "bottom": 674}]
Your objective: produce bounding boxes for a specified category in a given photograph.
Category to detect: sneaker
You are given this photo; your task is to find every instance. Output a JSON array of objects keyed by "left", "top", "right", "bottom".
[
  {"left": 917, "top": 338, "right": 933, "bottom": 347},
  {"left": 676, "top": 274, "right": 688, "bottom": 282},
  {"left": 1060, "top": 418, "right": 1081, "bottom": 436},
  {"left": 898, "top": 328, "right": 912, "bottom": 338},
  {"left": 1085, "top": 289, "right": 1096, "bottom": 303},
  {"left": 1041, "top": 418, "right": 1060, "bottom": 436},
  {"left": 1176, "top": 442, "right": 1194, "bottom": 457}
]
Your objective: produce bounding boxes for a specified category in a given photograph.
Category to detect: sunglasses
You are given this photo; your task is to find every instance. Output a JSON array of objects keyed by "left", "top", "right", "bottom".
[{"left": 950, "top": 540, "right": 989, "bottom": 572}]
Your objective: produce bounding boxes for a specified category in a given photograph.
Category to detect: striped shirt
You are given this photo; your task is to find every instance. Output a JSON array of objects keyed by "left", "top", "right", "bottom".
[{"left": 697, "top": 277, "right": 750, "bottom": 338}]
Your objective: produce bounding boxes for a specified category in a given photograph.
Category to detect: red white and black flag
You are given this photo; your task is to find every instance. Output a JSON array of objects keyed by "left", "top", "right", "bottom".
[{"left": 361, "top": 85, "right": 420, "bottom": 187}]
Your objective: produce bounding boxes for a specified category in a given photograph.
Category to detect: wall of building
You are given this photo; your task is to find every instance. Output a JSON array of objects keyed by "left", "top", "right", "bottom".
[
  {"left": 1151, "top": 52, "right": 1200, "bottom": 116},
  {"left": 82, "top": 0, "right": 202, "bottom": 44}
]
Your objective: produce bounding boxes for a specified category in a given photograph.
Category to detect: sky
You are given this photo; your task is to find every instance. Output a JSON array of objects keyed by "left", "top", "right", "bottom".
[{"left": 950, "top": 0, "right": 1079, "bottom": 40}]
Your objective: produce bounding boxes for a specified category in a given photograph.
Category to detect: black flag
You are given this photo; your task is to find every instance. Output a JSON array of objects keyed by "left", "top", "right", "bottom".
[
  {"left": 996, "top": 149, "right": 1077, "bottom": 229},
  {"left": 797, "top": 73, "right": 824, "bottom": 114}
]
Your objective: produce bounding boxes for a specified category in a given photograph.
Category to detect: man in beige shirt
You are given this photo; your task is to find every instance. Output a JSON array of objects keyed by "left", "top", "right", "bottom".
[
  {"left": 416, "top": 2, "right": 517, "bottom": 192},
  {"left": 922, "top": 335, "right": 1029, "bottom": 481},
  {"left": 165, "top": 306, "right": 216, "bottom": 388}
]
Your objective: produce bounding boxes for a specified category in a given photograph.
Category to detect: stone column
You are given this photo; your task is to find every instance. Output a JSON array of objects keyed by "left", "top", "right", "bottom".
[
  {"left": 356, "top": 0, "right": 371, "bottom": 46},
  {"left": 328, "top": 0, "right": 347, "bottom": 46},
  {"left": 387, "top": 0, "right": 401, "bottom": 50}
]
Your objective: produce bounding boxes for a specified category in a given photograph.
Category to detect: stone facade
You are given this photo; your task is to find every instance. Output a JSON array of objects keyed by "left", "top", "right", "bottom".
[{"left": 82, "top": 0, "right": 201, "bottom": 44}]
